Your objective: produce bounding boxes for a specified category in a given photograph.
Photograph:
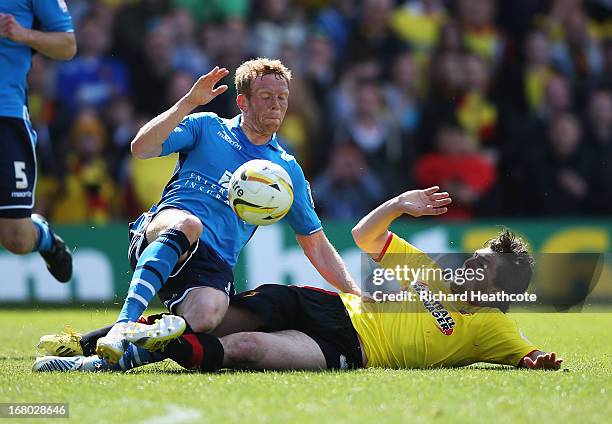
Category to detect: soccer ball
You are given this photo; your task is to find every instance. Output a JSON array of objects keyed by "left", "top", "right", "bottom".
[{"left": 228, "top": 159, "right": 294, "bottom": 226}]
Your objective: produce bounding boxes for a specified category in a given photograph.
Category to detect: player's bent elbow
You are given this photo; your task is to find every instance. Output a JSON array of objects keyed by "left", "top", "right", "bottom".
[
  {"left": 351, "top": 226, "right": 366, "bottom": 250},
  {"left": 55, "top": 34, "right": 77, "bottom": 60},
  {"left": 130, "top": 140, "right": 151, "bottom": 160}
]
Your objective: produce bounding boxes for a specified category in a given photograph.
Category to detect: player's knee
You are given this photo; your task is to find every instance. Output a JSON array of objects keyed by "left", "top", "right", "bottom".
[
  {"left": 225, "top": 333, "right": 265, "bottom": 367},
  {"left": 174, "top": 215, "right": 202, "bottom": 244},
  {"left": 183, "top": 303, "right": 225, "bottom": 333},
  {"left": 0, "top": 227, "right": 32, "bottom": 254}
]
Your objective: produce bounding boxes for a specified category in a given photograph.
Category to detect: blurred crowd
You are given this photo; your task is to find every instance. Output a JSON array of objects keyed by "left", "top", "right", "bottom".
[{"left": 28, "top": 0, "right": 612, "bottom": 223}]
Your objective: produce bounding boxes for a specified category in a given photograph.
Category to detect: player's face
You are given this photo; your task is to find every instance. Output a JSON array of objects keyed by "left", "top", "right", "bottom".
[
  {"left": 241, "top": 74, "right": 289, "bottom": 136},
  {"left": 451, "top": 247, "right": 500, "bottom": 295}
]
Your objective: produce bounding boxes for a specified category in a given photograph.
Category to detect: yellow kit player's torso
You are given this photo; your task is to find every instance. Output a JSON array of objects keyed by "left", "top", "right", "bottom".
[{"left": 340, "top": 233, "right": 537, "bottom": 369}]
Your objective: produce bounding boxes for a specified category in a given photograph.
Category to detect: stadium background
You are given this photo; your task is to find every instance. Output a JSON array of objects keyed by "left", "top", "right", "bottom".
[{"left": 1, "top": 0, "right": 611, "bottom": 303}]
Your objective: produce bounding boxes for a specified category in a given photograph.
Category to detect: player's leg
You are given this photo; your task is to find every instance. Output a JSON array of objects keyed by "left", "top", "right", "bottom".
[
  {"left": 175, "top": 287, "right": 229, "bottom": 333},
  {"left": 97, "top": 207, "right": 201, "bottom": 363},
  {"left": 118, "top": 207, "right": 202, "bottom": 324},
  {"left": 222, "top": 330, "right": 327, "bottom": 370},
  {"left": 0, "top": 117, "right": 72, "bottom": 282},
  {"left": 212, "top": 304, "right": 263, "bottom": 337},
  {"left": 0, "top": 217, "right": 37, "bottom": 253}
]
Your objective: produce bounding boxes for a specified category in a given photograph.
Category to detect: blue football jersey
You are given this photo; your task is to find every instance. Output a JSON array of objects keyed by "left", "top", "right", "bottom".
[
  {"left": 0, "top": 0, "right": 74, "bottom": 119},
  {"left": 157, "top": 113, "right": 322, "bottom": 267}
]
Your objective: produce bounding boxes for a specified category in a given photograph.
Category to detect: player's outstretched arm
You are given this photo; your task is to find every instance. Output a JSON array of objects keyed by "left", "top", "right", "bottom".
[
  {"left": 0, "top": 13, "right": 76, "bottom": 60},
  {"left": 352, "top": 186, "right": 452, "bottom": 258},
  {"left": 297, "top": 231, "right": 361, "bottom": 295},
  {"left": 131, "top": 66, "right": 229, "bottom": 159},
  {"left": 519, "top": 350, "right": 563, "bottom": 370}
]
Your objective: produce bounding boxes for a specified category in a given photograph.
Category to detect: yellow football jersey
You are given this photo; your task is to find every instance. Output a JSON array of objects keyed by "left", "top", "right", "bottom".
[{"left": 340, "top": 233, "right": 538, "bottom": 368}]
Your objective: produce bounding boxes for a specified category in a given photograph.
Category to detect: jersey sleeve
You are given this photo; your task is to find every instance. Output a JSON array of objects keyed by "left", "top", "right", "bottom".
[
  {"left": 378, "top": 233, "right": 437, "bottom": 271},
  {"left": 160, "top": 112, "right": 215, "bottom": 156},
  {"left": 377, "top": 233, "right": 447, "bottom": 291},
  {"left": 474, "top": 312, "right": 539, "bottom": 366},
  {"left": 283, "top": 160, "right": 322, "bottom": 235},
  {"left": 32, "top": 0, "right": 74, "bottom": 32}
]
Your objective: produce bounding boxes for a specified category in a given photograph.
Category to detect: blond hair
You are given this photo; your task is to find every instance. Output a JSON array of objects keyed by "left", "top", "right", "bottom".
[{"left": 234, "top": 58, "right": 292, "bottom": 96}]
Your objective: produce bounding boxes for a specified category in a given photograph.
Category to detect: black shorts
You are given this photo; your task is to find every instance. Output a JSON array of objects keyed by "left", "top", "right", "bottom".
[
  {"left": 0, "top": 117, "right": 37, "bottom": 218},
  {"left": 128, "top": 206, "right": 235, "bottom": 313},
  {"left": 231, "top": 284, "right": 364, "bottom": 370}
]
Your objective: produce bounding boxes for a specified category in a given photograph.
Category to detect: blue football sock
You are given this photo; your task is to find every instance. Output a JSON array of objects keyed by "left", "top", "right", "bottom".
[
  {"left": 31, "top": 215, "right": 53, "bottom": 253},
  {"left": 117, "top": 229, "right": 191, "bottom": 324}
]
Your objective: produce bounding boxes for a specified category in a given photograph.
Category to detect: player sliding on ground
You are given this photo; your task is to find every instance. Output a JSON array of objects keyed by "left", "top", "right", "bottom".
[
  {"left": 35, "top": 187, "right": 562, "bottom": 372},
  {"left": 94, "top": 58, "right": 359, "bottom": 365}
]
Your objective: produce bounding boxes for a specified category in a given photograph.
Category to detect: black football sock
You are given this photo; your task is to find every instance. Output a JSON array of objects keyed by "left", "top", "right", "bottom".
[
  {"left": 162, "top": 332, "right": 224, "bottom": 372},
  {"left": 80, "top": 325, "right": 114, "bottom": 356}
]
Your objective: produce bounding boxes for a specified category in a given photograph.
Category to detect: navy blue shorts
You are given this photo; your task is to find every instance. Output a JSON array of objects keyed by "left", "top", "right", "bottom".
[
  {"left": 0, "top": 117, "right": 37, "bottom": 218},
  {"left": 128, "top": 206, "right": 236, "bottom": 313}
]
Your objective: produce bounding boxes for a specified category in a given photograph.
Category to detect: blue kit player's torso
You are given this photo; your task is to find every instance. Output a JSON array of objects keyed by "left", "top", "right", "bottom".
[
  {"left": 0, "top": 0, "right": 74, "bottom": 120},
  {"left": 156, "top": 113, "right": 322, "bottom": 267},
  {"left": 0, "top": 0, "right": 73, "bottom": 217}
]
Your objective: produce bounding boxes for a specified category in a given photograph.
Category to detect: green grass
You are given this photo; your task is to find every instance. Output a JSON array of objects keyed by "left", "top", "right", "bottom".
[{"left": 0, "top": 309, "right": 611, "bottom": 423}]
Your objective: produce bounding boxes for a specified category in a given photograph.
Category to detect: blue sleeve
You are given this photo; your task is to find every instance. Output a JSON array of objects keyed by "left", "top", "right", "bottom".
[
  {"left": 160, "top": 112, "right": 215, "bottom": 156},
  {"left": 284, "top": 160, "right": 323, "bottom": 235},
  {"left": 32, "top": 0, "right": 74, "bottom": 32}
]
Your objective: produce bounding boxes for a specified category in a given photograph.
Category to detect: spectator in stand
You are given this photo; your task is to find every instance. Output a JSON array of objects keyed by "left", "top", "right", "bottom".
[
  {"left": 51, "top": 110, "right": 118, "bottom": 224},
  {"left": 56, "top": 14, "right": 130, "bottom": 113},
  {"left": 131, "top": 21, "right": 175, "bottom": 117},
  {"left": 112, "top": 0, "right": 170, "bottom": 61},
  {"left": 390, "top": 0, "right": 448, "bottom": 63},
  {"left": 585, "top": 89, "right": 612, "bottom": 154},
  {"left": 435, "top": 19, "right": 468, "bottom": 54},
  {"left": 346, "top": 0, "right": 405, "bottom": 72},
  {"left": 414, "top": 125, "right": 496, "bottom": 219},
  {"left": 550, "top": 10, "right": 603, "bottom": 82},
  {"left": 384, "top": 51, "right": 422, "bottom": 137},
  {"left": 334, "top": 79, "right": 403, "bottom": 190},
  {"left": 419, "top": 50, "right": 467, "bottom": 151},
  {"left": 458, "top": 53, "right": 498, "bottom": 146},
  {"left": 313, "top": 143, "right": 385, "bottom": 220},
  {"left": 522, "top": 30, "right": 555, "bottom": 114},
  {"left": 457, "top": 0, "right": 506, "bottom": 68},
  {"left": 169, "top": 8, "right": 211, "bottom": 78},
  {"left": 314, "top": 0, "right": 356, "bottom": 59},
  {"left": 104, "top": 96, "right": 138, "bottom": 175},
  {"left": 304, "top": 32, "right": 338, "bottom": 174},
  {"left": 585, "top": 89, "right": 612, "bottom": 213},
  {"left": 249, "top": 0, "right": 307, "bottom": 59},
  {"left": 524, "top": 113, "right": 596, "bottom": 215}
]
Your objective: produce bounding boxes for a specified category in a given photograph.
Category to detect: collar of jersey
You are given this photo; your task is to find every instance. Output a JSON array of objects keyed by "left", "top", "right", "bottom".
[{"left": 229, "top": 114, "right": 280, "bottom": 151}]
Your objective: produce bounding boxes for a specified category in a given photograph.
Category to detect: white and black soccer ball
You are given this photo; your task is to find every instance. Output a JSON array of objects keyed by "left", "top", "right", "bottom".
[{"left": 228, "top": 159, "right": 294, "bottom": 226}]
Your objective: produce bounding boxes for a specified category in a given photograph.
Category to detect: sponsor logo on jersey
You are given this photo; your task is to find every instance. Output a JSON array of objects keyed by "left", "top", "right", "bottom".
[
  {"left": 217, "top": 131, "right": 242, "bottom": 150},
  {"left": 182, "top": 172, "right": 231, "bottom": 204},
  {"left": 411, "top": 281, "right": 456, "bottom": 335}
]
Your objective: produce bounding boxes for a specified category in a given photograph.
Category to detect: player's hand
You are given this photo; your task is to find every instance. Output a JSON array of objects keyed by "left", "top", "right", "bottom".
[
  {"left": 0, "top": 13, "right": 31, "bottom": 44},
  {"left": 182, "top": 66, "right": 230, "bottom": 108},
  {"left": 393, "top": 186, "right": 452, "bottom": 218},
  {"left": 522, "top": 351, "right": 563, "bottom": 370}
]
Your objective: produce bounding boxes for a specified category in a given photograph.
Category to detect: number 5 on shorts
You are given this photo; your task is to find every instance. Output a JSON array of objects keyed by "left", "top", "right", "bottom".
[{"left": 14, "top": 161, "right": 28, "bottom": 189}]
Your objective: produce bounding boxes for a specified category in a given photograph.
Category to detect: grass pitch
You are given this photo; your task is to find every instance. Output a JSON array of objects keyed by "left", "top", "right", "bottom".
[{"left": 0, "top": 309, "right": 610, "bottom": 424}]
